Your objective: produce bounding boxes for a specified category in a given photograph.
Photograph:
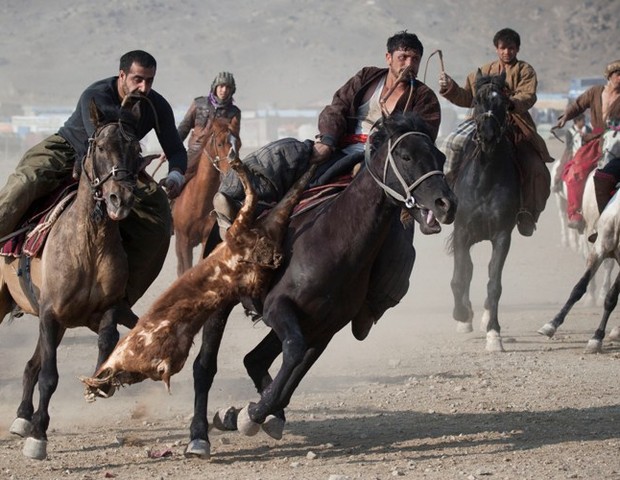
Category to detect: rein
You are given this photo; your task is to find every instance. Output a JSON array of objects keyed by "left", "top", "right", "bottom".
[{"left": 364, "top": 131, "right": 443, "bottom": 209}]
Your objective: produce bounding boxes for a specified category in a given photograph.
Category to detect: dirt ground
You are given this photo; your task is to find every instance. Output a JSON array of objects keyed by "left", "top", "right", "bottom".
[{"left": 1, "top": 139, "right": 619, "bottom": 480}]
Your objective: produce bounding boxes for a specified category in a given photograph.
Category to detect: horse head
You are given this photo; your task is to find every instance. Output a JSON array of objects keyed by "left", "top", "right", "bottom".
[
  {"left": 367, "top": 112, "right": 457, "bottom": 230},
  {"left": 81, "top": 97, "right": 142, "bottom": 221},
  {"left": 473, "top": 70, "right": 510, "bottom": 153},
  {"left": 203, "top": 117, "right": 242, "bottom": 173}
]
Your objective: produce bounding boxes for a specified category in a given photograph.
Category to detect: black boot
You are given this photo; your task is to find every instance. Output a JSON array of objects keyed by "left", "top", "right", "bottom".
[{"left": 593, "top": 171, "right": 617, "bottom": 214}]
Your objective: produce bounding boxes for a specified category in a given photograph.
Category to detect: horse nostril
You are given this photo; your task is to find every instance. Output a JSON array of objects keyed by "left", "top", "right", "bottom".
[{"left": 109, "top": 194, "right": 120, "bottom": 208}]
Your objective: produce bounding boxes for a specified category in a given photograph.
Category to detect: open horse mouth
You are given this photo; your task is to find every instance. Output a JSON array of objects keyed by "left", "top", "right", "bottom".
[{"left": 414, "top": 207, "right": 441, "bottom": 234}]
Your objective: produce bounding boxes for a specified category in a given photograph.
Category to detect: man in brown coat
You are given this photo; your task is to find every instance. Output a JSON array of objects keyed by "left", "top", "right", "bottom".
[{"left": 439, "top": 28, "right": 552, "bottom": 237}]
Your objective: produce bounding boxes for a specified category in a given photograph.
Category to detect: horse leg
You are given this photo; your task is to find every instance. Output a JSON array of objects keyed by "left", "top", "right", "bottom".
[
  {"left": 538, "top": 253, "right": 605, "bottom": 338},
  {"left": 482, "top": 232, "right": 511, "bottom": 352},
  {"left": 185, "top": 304, "right": 233, "bottom": 459},
  {"left": 585, "top": 270, "right": 620, "bottom": 354},
  {"left": 10, "top": 338, "right": 43, "bottom": 438},
  {"left": 175, "top": 233, "right": 194, "bottom": 277},
  {"left": 241, "top": 330, "right": 286, "bottom": 438},
  {"left": 21, "top": 314, "right": 66, "bottom": 460},
  {"left": 238, "top": 335, "right": 330, "bottom": 439},
  {"left": 237, "top": 298, "right": 307, "bottom": 434},
  {"left": 451, "top": 237, "right": 474, "bottom": 332}
]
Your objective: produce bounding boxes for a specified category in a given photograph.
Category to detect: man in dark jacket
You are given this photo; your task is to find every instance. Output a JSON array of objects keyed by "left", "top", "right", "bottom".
[{"left": 0, "top": 50, "right": 187, "bottom": 306}]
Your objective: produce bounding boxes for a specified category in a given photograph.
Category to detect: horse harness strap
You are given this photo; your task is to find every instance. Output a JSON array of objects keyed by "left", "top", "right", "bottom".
[{"left": 364, "top": 131, "right": 444, "bottom": 208}]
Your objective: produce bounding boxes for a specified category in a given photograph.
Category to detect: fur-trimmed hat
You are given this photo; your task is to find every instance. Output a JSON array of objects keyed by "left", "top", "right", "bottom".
[
  {"left": 211, "top": 71, "right": 236, "bottom": 95},
  {"left": 605, "top": 60, "right": 620, "bottom": 79}
]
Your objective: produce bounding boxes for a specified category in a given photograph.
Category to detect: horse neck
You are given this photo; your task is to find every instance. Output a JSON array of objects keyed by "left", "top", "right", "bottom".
[
  {"left": 327, "top": 168, "right": 398, "bottom": 248},
  {"left": 465, "top": 139, "right": 516, "bottom": 186}
]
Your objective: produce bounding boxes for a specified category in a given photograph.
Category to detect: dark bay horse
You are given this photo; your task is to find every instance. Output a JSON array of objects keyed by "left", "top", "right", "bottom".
[
  {"left": 183, "top": 112, "right": 456, "bottom": 458},
  {"left": 173, "top": 117, "right": 240, "bottom": 276},
  {"left": 0, "top": 98, "right": 143, "bottom": 460},
  {"left": 448, "top": 71, "right": 520, "bottom": 352}
]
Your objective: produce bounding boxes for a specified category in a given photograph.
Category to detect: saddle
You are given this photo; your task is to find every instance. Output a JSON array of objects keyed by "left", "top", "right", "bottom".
[{"left": 0, "top": 182, "right": 77, "bottom": 258}]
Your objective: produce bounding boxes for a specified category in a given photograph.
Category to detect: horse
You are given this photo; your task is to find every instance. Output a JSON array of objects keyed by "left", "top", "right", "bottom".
[
  {"left": 0, "top": 98, "right": 143, "bottom": 460},
  {"left": 538, "top": 123, "right": 620, "bottom": 352},
  {"left": 447, "top": 71, "right": 520, "bottom": 352},
  {"left": 172, "top": 117, "right": 240, "bottom": 276},
  {"left": 173, "top": 112, "right": 456, "bottom": 459}
]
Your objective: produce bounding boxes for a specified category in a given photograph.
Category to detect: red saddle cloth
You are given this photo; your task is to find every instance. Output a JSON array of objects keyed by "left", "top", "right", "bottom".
[
  {"left": 291, "top": 174, "right": 353, "bottom": 218},
  {"left": 1, "top": 183, "right": 77, "bottom": 258}
]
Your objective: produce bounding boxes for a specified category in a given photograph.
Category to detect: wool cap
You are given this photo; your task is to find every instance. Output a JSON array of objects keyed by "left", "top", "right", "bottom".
[{"left": 211, "top": 71, "right": 236, "bottom": 95}]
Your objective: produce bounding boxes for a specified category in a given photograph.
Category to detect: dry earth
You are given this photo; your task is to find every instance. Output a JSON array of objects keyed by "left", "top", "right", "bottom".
[{"left": 1, "top": 140, "right": 619, "bottom": 480}]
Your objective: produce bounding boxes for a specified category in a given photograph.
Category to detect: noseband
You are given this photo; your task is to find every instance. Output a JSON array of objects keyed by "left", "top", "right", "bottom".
[{"left": 364, "top": 131, "right": 444, "bottom": 209}]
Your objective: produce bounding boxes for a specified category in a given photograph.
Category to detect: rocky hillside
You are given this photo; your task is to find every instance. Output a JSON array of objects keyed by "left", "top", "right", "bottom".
[{"left": 0, "top": 0, "right": 617, "bottom": 110}]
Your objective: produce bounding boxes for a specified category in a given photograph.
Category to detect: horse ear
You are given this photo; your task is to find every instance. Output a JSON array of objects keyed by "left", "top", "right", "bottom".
[
  {"left": 475, "top": 68, "right": 483, "bottom": 81},
  {"left": 499, "top": 70, "right": 507, "bottom": 82},
  {"left": 89, "top": 98, "right": 104, "bottom": 128}
]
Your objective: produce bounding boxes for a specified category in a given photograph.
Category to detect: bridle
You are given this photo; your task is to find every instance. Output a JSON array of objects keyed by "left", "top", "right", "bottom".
[
  {"left": 364, "top": 130, "right": 443, "bottom": 209},
  {"left": 83, "top": 122, "right": 139, "bottom": 205},
  {"left": 205, "top": 128, "right": 239, "bottom": 172},
  {"left": 474, "top": 84, "right": 508, "bottom": 145}
]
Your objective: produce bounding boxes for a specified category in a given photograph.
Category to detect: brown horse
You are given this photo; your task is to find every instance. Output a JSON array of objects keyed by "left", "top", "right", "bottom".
[
  {"left": 172, "top": 118, "right": 240, "bottom": 276},
  {"left": 0, "top": 98, "right": 143, "bottom": 460}
]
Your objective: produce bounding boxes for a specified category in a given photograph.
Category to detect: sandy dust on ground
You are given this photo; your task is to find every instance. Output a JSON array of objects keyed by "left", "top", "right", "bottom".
[{"left": 0, "top": 139, "right": 619, "bottom": 480}]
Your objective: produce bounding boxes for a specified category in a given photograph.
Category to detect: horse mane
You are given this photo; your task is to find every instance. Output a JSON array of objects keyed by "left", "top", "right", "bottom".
[
  {"left": 474, "top": 70, "right": 507, "bottom": 95},
  {"left": 184, "top": 117, "right": 232, "bottom": 179},
  {"left": 370, "top": 112, "right": 433, "bottom": 151}
]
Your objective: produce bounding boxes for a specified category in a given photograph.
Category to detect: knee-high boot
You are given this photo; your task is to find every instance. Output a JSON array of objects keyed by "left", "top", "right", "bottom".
[{"left": 593, "top": 171, "right": 617, "bottom": 214}]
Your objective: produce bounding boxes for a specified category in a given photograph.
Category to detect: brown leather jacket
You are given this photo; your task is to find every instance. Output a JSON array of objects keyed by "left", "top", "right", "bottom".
[{"left": 317, "top": 66, "right": 441, "bottom": 146}]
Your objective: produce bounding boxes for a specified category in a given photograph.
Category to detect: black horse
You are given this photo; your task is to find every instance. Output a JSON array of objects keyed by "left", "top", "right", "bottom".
[
  {"left": 448, "top": 71, "right": 520, "bottom": 352},
  {"left": 184, "top": 112, "right": 457, "bottom": 458}
]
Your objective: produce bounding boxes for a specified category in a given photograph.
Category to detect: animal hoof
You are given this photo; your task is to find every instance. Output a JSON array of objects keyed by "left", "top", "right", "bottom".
[
  {"left": 23, "top": 437, "right": 47, "bottom": 460},
  {"left": 584, "top": 339, "right": 602, "bottom": 354},
  {"left": 261, "top": 415, "right": 285, "bottom": 440},
  {"left": 9, "top": 418, "right": 32, "bottom": 438},
  {"left": 237, "top": 405, "right": 260, "bottom": 437},
  {"left": 537, "top": 323, "right": 556, "bottom": 338},
  {"left": 212, "top": 406, "right": 239, "bottom": 431},
  {"left": 485, "top": 331, "right": 505, "bottom": 352},
  {"left": 455, "top": 321, "right": 473, "bottom": 333},
  {"left": 609, "top": 326, "right": 620, "bottom": 341},
  {"left": 184, "top": 439, "right": 211, "bottom": 459}
]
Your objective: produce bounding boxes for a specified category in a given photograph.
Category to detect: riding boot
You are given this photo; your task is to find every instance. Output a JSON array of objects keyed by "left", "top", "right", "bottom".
[
  {"left": 593, "top": 171, "right": 617, "bottom": 214},
  {"left": 588, "top": 171, "right": 617, "bottom": 242},
  {"left": 213, "top": 192, "right": 238, "bottom": 240}
]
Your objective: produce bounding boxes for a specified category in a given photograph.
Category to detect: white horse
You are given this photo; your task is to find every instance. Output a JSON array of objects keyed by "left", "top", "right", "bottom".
[
  {"left": 539, "top": 126, "right": 620, "bottom": 352},
  {"left": 551, "top": 160, "right": 614, "bottom": 306}
]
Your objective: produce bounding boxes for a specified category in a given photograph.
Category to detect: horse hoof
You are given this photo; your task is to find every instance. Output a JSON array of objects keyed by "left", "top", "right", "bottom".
[
  {"left": 9, "top": 418, "right": 32, "bottom": 438},
  {"left": 485, "top": 331, "right": 505, "bottom": 352},
  {"left": 212, "top": 406, "right": 239, "bottom": 431},
  {"left": 609, "top": 326, "right": 620, "bottom": 341},
  {"left": 537, "top": 323, "right": 556, "bottom": 338},
  {"left": 184, "top": 439, "right": 211, "bottom": 459},
  {"left": 584, "top": 339, "right": 602, "bottom": 354},
  {"left": 237, "top": 405, "right": 260, "bottom": 437},
  {"left": 261, "top": 415, "right": 285, "bottom": 440},
  {"left": 23, "top": 437, "right": 47, "bottom": 460},
  {"left": 456, "top": 321, "right": 473, "bottom": 333}
]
